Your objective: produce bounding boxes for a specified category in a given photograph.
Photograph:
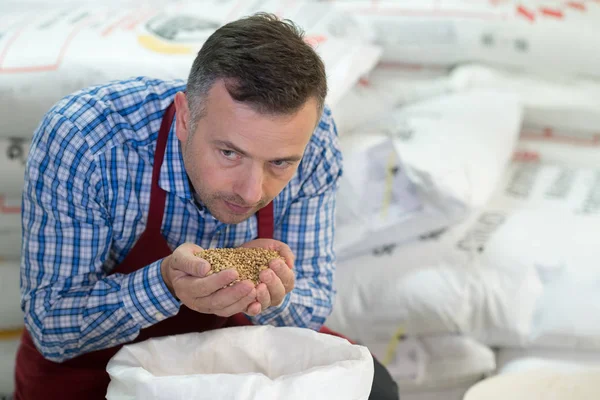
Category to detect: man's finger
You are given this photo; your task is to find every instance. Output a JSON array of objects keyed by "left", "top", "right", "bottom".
[
  {"left": 217, "top": 290, "right": 259, "bottom": 317},
  {"left": 270, "top": 259, "right": 295, "bottom": 293},
  {"left": 245, "top": 301, "right": 262, "bottom": 316},
  {"left": 255, "top": 283, "right": 271, "bottom": 311},
  {"left": 273, "top": 244, "right": 295, "bottom": 269},
  {"left": 176, "top": 269, "right": 239, "bottom": 298},
  {"left": 170, "top": 249, "right": 211, "bottom": 277},
  {"left": 194, "top": 280, "right": 256, "bottom": 312},
  {"left": 260, "top": 267, "right": 286, "bottom": 307}
]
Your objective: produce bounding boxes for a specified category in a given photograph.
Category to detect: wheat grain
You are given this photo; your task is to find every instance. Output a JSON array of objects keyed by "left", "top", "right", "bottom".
[{"left": 195, "top": 248, "right": 283, "bottom": 285}]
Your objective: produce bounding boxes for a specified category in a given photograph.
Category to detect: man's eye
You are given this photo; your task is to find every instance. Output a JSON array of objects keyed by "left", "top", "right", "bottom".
[
  {"left": 271, "top": 160, "right": 290, "bottom": 169},
  {"left": 221, "top": 150, "right": 239, "bottom": 160}
]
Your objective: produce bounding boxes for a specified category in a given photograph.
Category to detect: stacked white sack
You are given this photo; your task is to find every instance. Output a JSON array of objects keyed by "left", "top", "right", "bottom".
[
  {"left": 330, "top": 63, "right": 451, "bottom": 136},
  {"left": 329, "top": 156, "right": 600, "bottom": 349},
  {"left": 515, "top": 133, "right": 600, "bottom": 169},
  {"left": 0, "top": 0, "right": 381, "bottom": 139},
  {"left": 365, "top": 335, "right": 495, "bottom": 400},
  {"left": 328, "top": 0, "right": 600, "bottom": 79},
  {"left": 447, "top": 63, "right": 600, "bottom": 139},
  {"left": 334, "top": 89, "right": 523, "bottom": 260}
]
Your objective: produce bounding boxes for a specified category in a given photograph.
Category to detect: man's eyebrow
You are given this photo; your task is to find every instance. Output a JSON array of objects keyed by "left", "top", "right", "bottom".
[
  {"left": 272, "top": 154, "right": 303, "bottom": 163},
  {"left": 212, "top": 140, "right": 249, "bottom": 157},
  {"left": 213, "top": 139, "right": 303, "bottom": 162}
]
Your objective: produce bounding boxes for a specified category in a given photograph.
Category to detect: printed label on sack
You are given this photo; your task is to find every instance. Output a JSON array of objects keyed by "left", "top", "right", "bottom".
[
  {"left": 456, "top": 212, "right": 506, "bottom": 253},
  {"left": 502, "top": 161, "right": 600, "bottom": 215},
  {"left": 454, "top": 160, "right": 600, "bottom": 253}
]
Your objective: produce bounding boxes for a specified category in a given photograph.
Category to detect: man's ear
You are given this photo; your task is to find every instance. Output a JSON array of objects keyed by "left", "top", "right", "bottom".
[{"left": 174, "top": 91, "right": 190, "bottom": 143}]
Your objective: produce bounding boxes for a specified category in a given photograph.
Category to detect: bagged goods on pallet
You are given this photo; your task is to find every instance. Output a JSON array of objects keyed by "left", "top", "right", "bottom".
[
  {"left": 0, "top": 261, "right": 23, "bottom": 332},
  {"left": 328, "top": 0, "right": 600, "bottom": 79},
  {"left": 335, "top": 61, "right": 600, "bottom": 139},
  {"left": 0, "top": 137, "right": 29, "bottom": 195},
  {"left": 334, "top": 89, "right": 522, "bottom": 260},
  {"left": 447, "top": 63, "right": 600, "bottom": 137},
  {"left": 365, "top": 334, "right": 495, "bottom": 397},
  {"left": 515, "top": 129, "right": 600, "bottom": 169},
  {"left": 330, "top": 63, "right": 451, "bottom": 136},
  {"left": 0, "top": 0, "right": 380, "bottom": 139},
  {"left": 106, "top": 326, "right": 374, "bottom": 400},
  {"left": 328, "top": 158, "right": 600, "bottom": 348}
]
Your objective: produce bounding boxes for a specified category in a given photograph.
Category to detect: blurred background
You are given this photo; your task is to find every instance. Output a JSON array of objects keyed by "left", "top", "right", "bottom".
[{"left": 1, "top": 1, "right": 600, "bottom": 399}]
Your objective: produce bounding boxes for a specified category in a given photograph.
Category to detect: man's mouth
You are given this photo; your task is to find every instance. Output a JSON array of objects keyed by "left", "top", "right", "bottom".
[{"left": 223, "top": 200, "right": 253, "bottom": 214}]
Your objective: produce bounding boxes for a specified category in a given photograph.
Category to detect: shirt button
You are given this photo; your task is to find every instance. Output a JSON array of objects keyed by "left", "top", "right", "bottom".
[{"left": 155, "top": 312, "right": 164, "bottom": 320}]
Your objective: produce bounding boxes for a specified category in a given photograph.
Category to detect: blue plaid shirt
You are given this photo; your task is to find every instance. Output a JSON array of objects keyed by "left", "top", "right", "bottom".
[{"left": 21, "top": 77, "right": 343, "bottom": 362}]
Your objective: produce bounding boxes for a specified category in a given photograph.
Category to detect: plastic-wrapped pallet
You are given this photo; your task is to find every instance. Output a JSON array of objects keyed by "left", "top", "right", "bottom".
[
  {"left": 335, "top": 89, "right": 523, "bottom": 260},
  {"left": 328, "top": 156, "right": 600, "bottom": 349},
  {"left": 328, "top": 0, "right": 600, "bottom": 79},
  {"left": 0, "top": 0, "right": 381, "bottom": 139}
]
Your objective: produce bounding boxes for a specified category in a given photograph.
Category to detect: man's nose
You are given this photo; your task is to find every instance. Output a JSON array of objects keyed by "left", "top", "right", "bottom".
[{"left": 236, "top": 166, "right": 263, "bottom": 205}]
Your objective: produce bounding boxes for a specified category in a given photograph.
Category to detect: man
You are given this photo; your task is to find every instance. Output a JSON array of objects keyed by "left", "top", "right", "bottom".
[{"left": 14, "top": 13, "right": 398, "bottom": 399}]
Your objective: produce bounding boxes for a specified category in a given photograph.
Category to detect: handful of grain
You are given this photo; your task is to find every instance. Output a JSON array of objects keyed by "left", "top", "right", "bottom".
[{"left": 195, "top": 248, "right": 283, "bottom": 285}]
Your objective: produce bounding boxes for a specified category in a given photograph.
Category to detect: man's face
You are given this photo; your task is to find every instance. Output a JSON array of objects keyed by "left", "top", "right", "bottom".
[{"left": 174, "top": 81, "right": 318, "bottom": 224}]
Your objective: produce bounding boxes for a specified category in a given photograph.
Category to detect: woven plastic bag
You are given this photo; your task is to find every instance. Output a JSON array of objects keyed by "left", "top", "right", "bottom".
[{"left": 106, "top": 325, "right": 374, "bottom": 400}]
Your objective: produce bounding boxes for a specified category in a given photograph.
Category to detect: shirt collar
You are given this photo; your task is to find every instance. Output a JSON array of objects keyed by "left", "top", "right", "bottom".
[{"left": 158, "top": 118, "right": 193, "bottom": 200}]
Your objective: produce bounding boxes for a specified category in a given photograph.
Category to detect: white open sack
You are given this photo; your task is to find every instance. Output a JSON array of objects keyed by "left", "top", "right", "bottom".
[{"left": 106, "top": 325, "right": 374, "bottom": 400}]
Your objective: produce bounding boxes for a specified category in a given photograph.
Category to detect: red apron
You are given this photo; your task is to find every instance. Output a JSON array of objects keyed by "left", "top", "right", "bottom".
[{"left": 13, "top": 101, "right": 348, "bottom": 400}]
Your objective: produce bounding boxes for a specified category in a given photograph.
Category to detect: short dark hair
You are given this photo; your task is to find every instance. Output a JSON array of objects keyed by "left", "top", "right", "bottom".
[{"left": 186, "top": 12, "right": 327, "bottom": 126}]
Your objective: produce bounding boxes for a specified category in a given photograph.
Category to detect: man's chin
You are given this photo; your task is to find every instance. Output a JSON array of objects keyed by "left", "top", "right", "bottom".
[
  {"left": 216, "top": 213, "right": 252, "bottom": 225},
  {"left": 211, "top": 204, "right": 256, "bottom": 225}
]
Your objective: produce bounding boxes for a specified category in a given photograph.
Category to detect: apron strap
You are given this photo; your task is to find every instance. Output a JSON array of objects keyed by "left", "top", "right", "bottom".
[
  {"left": 146, "top": 102, "right": 176, "bottom": 234},
  {"left": 256, "top": 202, "right": 274, "bottom": 239}
]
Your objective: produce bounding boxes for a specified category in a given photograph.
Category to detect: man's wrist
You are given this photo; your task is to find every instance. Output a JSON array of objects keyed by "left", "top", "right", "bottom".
[
  {"left": 160, "top": 255, "right": 175, "bottom": 296},
  {"left": 121, "top": 260, "right": 181, "bottom": 329}
]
